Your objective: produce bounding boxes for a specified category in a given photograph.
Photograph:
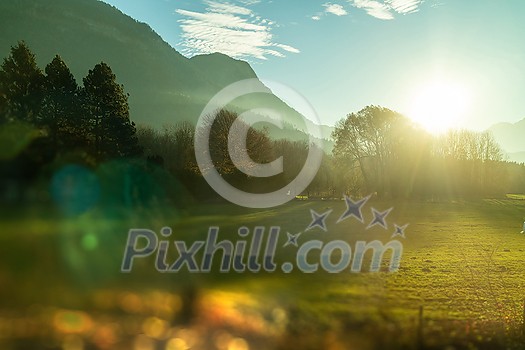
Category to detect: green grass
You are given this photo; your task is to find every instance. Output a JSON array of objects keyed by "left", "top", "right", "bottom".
[
  {"left": 1, "top": 198, "right": 525, "bottom": 349},
  {"left": 506, "top": 193, "right": 525, "bottom": 200}
]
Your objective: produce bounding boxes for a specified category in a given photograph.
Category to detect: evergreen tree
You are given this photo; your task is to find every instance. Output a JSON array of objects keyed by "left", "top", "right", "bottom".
[
  {"left": 0, "top": 89, "right": 6, "bottom": 124},
  {"left": 82, "top": 62, "right": 141, "bottom": 160},
  {"left": 40, "top": 55, "right": 85, "bottom": 149},
  {"left": 0, "top": 41, "right": 44, "bottom": 123}
]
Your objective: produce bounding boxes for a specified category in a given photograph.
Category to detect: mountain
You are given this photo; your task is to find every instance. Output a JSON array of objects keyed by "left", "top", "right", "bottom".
[
  {"left": 190, "top": 53, "right": 260, "bottom": 89},
  {"left": 0, "top": 0, "right": 333, "bottom": 144},
  {"left": 488, "top": 118, "right": 525, "bottom": 163}
]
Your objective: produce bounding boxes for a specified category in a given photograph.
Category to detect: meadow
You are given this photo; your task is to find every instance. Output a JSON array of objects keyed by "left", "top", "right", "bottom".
[{"left": 1, "top": 196, "right": 525, "bottom": 349}]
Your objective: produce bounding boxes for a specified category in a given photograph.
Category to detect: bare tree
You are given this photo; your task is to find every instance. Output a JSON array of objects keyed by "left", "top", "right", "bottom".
[{"left": 332, "top": 105, "right": 417, "bottom": 196}]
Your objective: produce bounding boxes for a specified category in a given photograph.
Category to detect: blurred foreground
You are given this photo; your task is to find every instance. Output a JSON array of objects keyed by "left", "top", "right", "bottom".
[{"left": 1, "top": 198, "right": 525, "bottom": 349}]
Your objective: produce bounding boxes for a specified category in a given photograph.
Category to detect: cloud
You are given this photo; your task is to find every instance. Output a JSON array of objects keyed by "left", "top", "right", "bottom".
[
  {"left": 176, "top": 9, "right": 265, "bottom": 31},
  {"left": 275, "top": 43, "right": 301, "bottom": 53},
  {"left": 323, "top": 3, "right": 348, "bottom": 16},
  {"left": 237, "top": 0, "right": 261, "bottom": 5},
  {"left": 175, "top": 1, "right": 299, "bottom": 60},
  {"left": 386, "top": 0, "right": 421, "bottom": 14},
  {"left": 311, "top": 15, "right": 321, "bottom": 21},
  {"left": 352, "top": 0, "right": 393, "bottom": 20},
  {"left": 349, "top": 0, "right": 422, "bottom": 19},
  {"left": 205, "top": 1, "right": 252, "bottom": 15}
]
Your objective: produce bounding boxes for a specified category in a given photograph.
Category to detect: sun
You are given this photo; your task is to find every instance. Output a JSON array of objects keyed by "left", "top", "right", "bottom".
[{"left": 407, "top": 80, "right": 471, "bottom": 134}]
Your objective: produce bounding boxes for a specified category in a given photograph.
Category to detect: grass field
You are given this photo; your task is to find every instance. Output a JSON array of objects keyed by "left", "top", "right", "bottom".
[{"left": 1, "top": 197, "right": 525, "bottom": 349}]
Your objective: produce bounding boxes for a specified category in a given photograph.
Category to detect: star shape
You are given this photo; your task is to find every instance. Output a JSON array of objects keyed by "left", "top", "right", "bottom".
[
  {"left": 392, "top": 224, "right": 409, "bottom": 239},
  {"left": 337, "top": 194, "right": 371, "bottom": 224},
  {"left": 367, "top": 207, "right": 393, "bottom": 230},
  {"left": 306, "top": 209, "right": 332, "bottom": 232},
  {"left": 283, "top": 232, "right": 301, "bottom": 247}
]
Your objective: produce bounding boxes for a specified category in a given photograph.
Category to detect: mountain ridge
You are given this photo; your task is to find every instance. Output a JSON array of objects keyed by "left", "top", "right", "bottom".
[
  {"left": 488, "top": 117, "right": 525, "bottom": 161},
  {"left": 0, "top": 0, "right": 333, "bottom": 143}
]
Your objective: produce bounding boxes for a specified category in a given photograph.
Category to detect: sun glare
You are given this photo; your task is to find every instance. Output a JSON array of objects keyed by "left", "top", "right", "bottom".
[{"left": 407, "top": 80, "right": 471, "bottom": 134}]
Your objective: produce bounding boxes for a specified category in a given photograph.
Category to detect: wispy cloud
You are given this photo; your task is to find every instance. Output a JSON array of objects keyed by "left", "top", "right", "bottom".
[
  {"left": 237, "top": 0, "right": 261, "bottom": 5},
  {"left": 352, "top": 0, "right": 393, "bottom": 20},
  {"left": 349, "top": 0, "right": 422, "bottom": 20},
  {"left": 275, "top": 43, "right": 301, "bottom": 54},
  {"left": 205, "top": 2, "right": 252, "bottom": 15},
  {"left": 387, "top": 0, "right": 421, "bottom": 14},
  {"left": 313, "top": 0, "right": 421, "bottom": 21},
  {"left": 323, "top": 3, "right": 348, "bottom": 16},
  {"left": 175, "top": 1, "right": 299, "bottom": 60}
]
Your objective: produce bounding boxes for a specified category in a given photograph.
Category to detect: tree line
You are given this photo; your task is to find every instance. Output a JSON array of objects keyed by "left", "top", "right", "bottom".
[
  {"left": 138, "top": 104, "right": 525, "bottom": 200},
  {"left": 1, "top": 41, "right": 524, "bottom": 206},
  {"left": 0, "top": 41, "right": 141, "bottom": 160},
  {"left": 138, "top": 105, "right": 525, "bottom": 200},
  {"left": 331, "top": 106, "right": 525, "bottom": 198},
  {"left": 136, "top": 109, "right": 322, "bottom": 198},
  {"left": 0, "top": 42, "right": 147, "bottom": 204}
]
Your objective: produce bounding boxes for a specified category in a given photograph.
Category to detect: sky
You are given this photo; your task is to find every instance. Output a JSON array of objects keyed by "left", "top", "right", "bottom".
[{"left": 100, "top": 0, "right": 525, "bottom": 131}]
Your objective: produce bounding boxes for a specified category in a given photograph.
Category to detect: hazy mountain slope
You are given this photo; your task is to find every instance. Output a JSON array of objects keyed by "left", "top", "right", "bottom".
[
  {"left": 488, "top": 118, "right": 525, "bottom": 162},
  {"left": 190, "top": 53, "right": 333, "bottom": 142},
  {"left": 0, "top": 0, "right": 332, "bottom": 146},
  {"left": 190, "top": 53, "right": 260, "bottom": 88}
]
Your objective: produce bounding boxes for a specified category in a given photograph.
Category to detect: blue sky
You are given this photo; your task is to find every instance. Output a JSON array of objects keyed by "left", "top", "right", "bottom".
[{"left": 101, "top": 0, "right": 525, "bottom": 130}]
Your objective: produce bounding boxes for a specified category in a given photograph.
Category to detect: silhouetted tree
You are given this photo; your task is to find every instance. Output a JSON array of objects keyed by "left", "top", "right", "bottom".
[
  {"left": 0, "top": 89, "right": 6, "bottom": 124},
  {"left": 0, "top": 41, "right": 44, "bottom": 123},
  {"left": 40, "top": 55, "right": 86, "bottom": 149},
  {"left": 82, "top": 62, "right": 141, "bottom": 160}
]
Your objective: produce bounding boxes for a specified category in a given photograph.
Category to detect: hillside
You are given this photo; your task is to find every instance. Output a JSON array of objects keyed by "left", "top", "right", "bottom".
[
  {"left": 0, "top": 0, "right": 332, "bottom": 143},
  {"left": 488, "top": 118, "right": 525, "bottom": 162}
]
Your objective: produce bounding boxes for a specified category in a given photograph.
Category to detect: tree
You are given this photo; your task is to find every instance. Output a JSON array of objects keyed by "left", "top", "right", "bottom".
[
  {"left": 137, "top": 122, "right": 197, "bottom": 175},
  {"left": 332, "top": 105, "right": 417, "bottom": 196},
  {"left": 479, "top": 131, "right": 503, "bottom": 162},
  {"left": 40, "top": 55, "right": 85, "bottom": 149},
  {"left": 82, "top": 62, "right": 141, "bottom": 160},
  {"left": 0, "top": 41, "right": 44, "bottom": 123},
  {"left": 165, "top": 122, "right": 196, "bottom": 174},
  {"left": 196, "top": 109, "right": 274, "bottom": 176},
  {"left": 432, "top": 129, "right": 505, "bottom": 196},
  {"left": 0, "top": 89, "right": 6, "bottom": 124}
]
